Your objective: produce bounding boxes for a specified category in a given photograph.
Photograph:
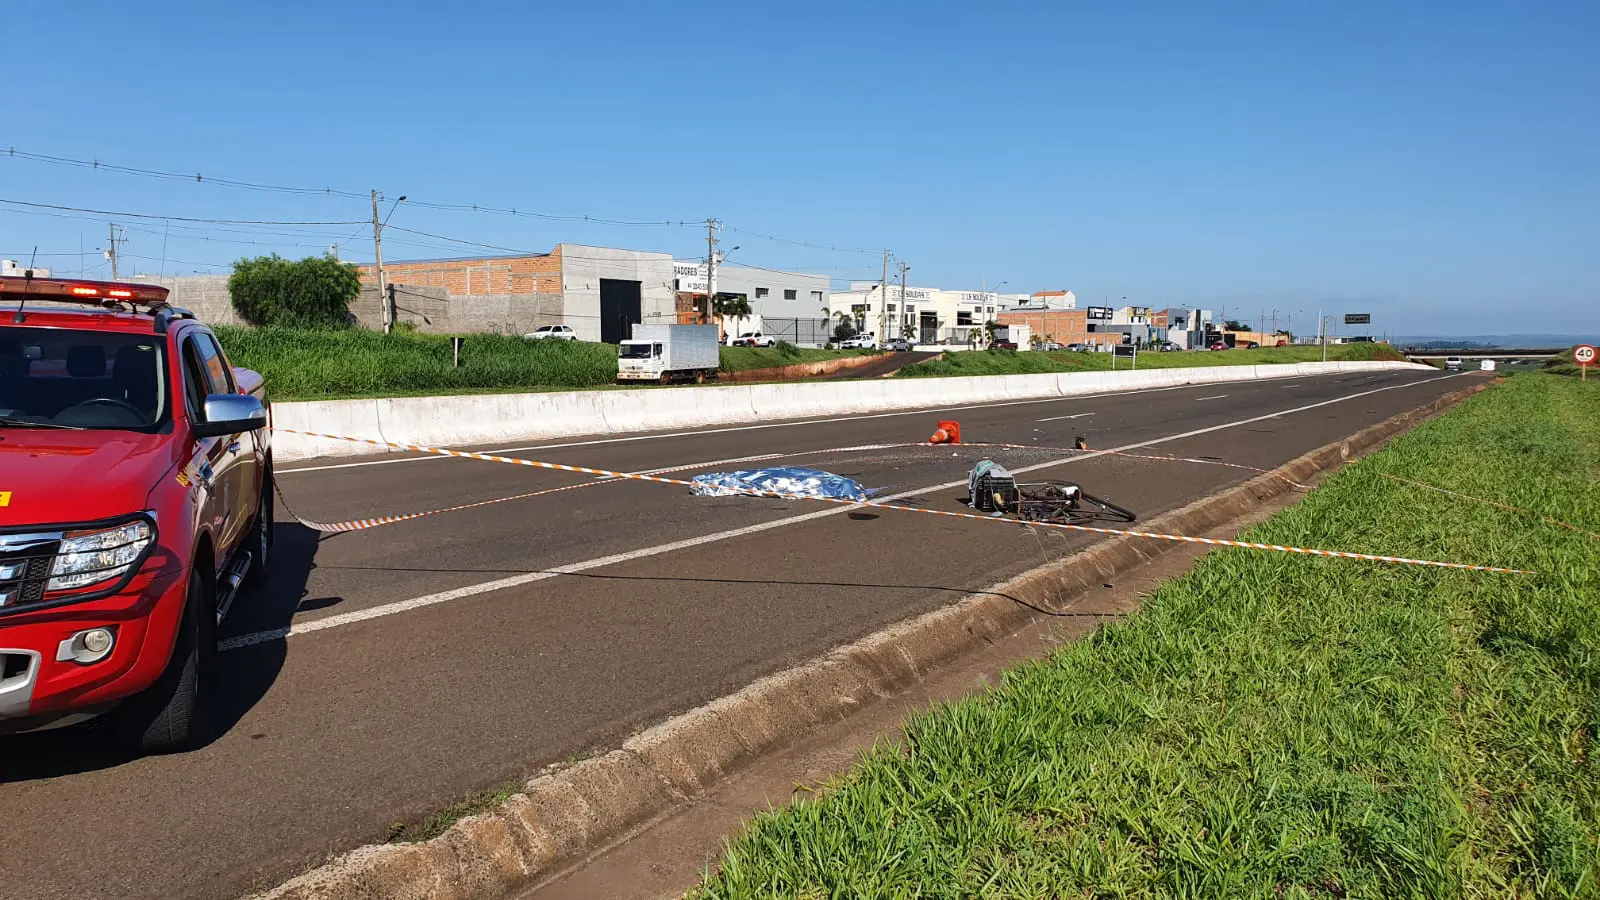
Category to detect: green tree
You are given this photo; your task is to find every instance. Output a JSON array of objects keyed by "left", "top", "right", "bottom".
[{"left": 229, "top": 254, "right": 362, "bottom": 329}]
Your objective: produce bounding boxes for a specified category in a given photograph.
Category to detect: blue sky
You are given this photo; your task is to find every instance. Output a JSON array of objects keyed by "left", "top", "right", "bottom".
[{"left": 2, "top": 0, "right": 1595, "bottom": 337}]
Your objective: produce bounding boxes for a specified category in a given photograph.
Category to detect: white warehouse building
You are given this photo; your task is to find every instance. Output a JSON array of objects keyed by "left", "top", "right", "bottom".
[{"left": 827, "top": 282, "right": 1034, "bottom": 346}]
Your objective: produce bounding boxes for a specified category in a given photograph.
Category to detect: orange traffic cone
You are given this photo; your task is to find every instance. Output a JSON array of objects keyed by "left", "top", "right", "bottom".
[{"left": 929, "top": 419, "right": 962, "bottom": 444}]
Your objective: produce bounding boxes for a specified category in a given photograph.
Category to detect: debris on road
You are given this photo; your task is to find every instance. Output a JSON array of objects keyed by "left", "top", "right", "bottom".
[{"left": 690, "top": 467, "right": 875, "bottom": 501}]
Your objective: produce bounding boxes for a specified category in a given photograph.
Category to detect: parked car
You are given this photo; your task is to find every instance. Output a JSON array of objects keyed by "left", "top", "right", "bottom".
[
  {"left": 1158, "top": 341, "right": 1183, "bottom": 352},
  {"left": 1445, "top": 357, "right": 1464, "bottom": 370},
  {"left": 1210, "top": 340, "right": 1229, "bottom": 351},
  {"left": 1065, "top": 343, "right": 1090, "bottom": 352},
  {"left": 0, "top": 275, "right": 273, "bottom": 753},
  {"left": 990, "top": 340, "right": 1018, "bottom": 351},
  {"left": 885, "top": 338, "right": 915, "bottom": 352},
  {"left": 838, "top": 335, "right": 876, "bottom": 349},
  {"left": 524, "top": 325, "right": 577, "bottom": 341},
  {"left": 1043, "top": 341, "right": 1066, "bottom": 351},
  {"left": 729, "top": 331, "right": 776, "bottom": 348}
]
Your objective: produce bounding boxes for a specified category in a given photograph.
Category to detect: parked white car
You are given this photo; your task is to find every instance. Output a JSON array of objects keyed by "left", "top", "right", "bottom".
[
  {"left": 838, "top": 335, "right": 876, "bottom": 349},
  {"left": 524, "top": 325, "right": 578, "bottom": 341},
  {"left": 730, "top": 331, "right": 777, "bottom": 348}
]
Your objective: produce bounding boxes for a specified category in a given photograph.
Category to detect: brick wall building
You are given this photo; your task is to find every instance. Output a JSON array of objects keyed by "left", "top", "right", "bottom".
[
  {"left": 356, "top": 249, "right": 562, "bottom": 296},
  {"left": 996, "top": 308, "right": 1098, "bottom": 346}
]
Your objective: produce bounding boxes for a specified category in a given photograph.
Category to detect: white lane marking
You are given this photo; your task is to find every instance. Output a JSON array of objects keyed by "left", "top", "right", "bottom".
[
  {"left": 1037, "top": 412, "right": 1095, "bottom": 422},
  {"left": 223, "top": 373, "right": 1464, "bottom": 650},
  {"left": 276, "top": 373, "right": 1355, "bottom": 475},
  {"left": 1281, "top": 384, "right": 1301, "bottom": 388},
  {"left": 1195, "top": 394, "right": 1229, "bottom": 401}
]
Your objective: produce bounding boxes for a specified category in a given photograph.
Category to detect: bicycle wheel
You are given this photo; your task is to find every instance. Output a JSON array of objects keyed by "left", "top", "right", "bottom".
[{"left": 1077, "top": 492, "right": 1137, "bottom": 523}]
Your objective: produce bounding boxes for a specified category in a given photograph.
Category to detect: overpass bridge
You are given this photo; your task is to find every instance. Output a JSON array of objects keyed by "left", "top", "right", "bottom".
[{"left": 1403, "top": 348, "right": 1564, "bottom": 361}]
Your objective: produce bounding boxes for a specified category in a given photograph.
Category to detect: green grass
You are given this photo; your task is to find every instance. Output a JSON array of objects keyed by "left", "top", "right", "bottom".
[
  {"left": 718, "top": 344, "right": 878, "bottom": 374},
  {"left": 693, "top": 374, "right": 1600, "bottom": 899},
  {"left": 1539, "top": 347, "right": 1600, "bottom": 380},
  {"left": 214, "top": 327, "right": 876, "bottom": 400},
  {"left": 384, "top": 779, "right": 524, "bottom": 844},
  {"left": 897, "top": 342, "right": 1407, "bottom": 378}
]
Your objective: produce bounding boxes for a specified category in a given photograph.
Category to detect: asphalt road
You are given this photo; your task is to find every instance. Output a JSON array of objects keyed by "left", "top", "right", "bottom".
[{"left": 0, "top": 368, "right": 1473, "bottom": 900}]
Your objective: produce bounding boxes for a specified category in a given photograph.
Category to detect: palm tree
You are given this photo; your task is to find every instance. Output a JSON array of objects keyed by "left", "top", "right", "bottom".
[{"left": 712, "top": 294, "right": 753, "bottom": 340}]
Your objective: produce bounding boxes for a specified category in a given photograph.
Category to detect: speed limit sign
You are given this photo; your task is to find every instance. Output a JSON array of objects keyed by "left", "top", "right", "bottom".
[{"left": 1576, "top": 344, "right": 1597, "bottom": 381}]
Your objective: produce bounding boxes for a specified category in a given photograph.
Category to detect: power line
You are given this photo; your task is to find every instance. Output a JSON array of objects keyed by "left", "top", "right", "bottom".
[
  {"left": 3, "top": 147, "right": 884, "bottom": 257},
  {"left": 5, "top": 148, "right": 370, "bottom": 199},
  {"left": 120, "top": 252, "right": 233, "bottom": 270},
  {"left": 3, "top": 147, "right": 690, "bottom": 228},
  {"left": 0, "top": 203, "right": 367, "bottom": 242},
  {"left": 383, "top": 225, "right": 530, "bottom": 254},
  {"left": 402, "top": 198, "right": 692, "bottom": 228},
  {"left": 0, "top": 198, "right": 366, "bottom": 226},
  {"left": 722, "top": 225, "right": 878, "bottom": 255}
]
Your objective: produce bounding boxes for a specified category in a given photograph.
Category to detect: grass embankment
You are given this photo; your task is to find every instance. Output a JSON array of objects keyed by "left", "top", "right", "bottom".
[
  {"left": 898, "top": 342, "right": 1406, "bottom": 378},
  {"left": 719, "top": 345, "right": 877, "bottom": 372},
  {"left": 1540, "top": 346, "right": 1600, "bottom": 380},
  {"left": 695, "top": 374, "right": 1600, "bottom": 898},
  {"left": 214, "top": 327, "right": 873, "bottom": 401}
]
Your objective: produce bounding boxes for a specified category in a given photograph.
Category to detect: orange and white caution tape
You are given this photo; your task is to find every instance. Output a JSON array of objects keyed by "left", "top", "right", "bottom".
[
  {"left": 280, "top": 451, "right": 788, "bottom": 534},
  {"left": 950, "top": 440, "right": 1311, "bottom": 488},
  {"left": 276, "top": 428, "right": 1534, "bottom": 574},
  {"left": 1378, "top": 473, "right": 1599, "bottom": 540},
  {"left": 755, "top": 440, "right": 1307, "bottom": 487},
  {"left": 277, "top": 480, "right": 601, "bottom": 534},
  {"left": 275, "top": 436, "right": 1310, "bottom": 536}
]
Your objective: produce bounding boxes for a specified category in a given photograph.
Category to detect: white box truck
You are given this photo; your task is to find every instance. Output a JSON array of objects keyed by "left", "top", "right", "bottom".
[{"left": 617, "top": 324, "right": 721, "bottom": 384}]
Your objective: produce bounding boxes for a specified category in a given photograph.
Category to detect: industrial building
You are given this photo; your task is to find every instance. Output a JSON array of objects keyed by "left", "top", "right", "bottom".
[
  {"left": 1, "top": 259, "right": 51, "bottom": 277},
  {"left": 826, "top": 283, "right": 1030, "bottom": 346},
  {"left": 357, "top": 244, "right": 677, "bottom": 342},
  {"left": 673, "top": 261, "right": 832, "bottom": 346}
]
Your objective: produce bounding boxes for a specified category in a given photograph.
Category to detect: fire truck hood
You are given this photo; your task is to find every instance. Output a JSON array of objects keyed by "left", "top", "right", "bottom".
[{"left": 0, "top": 430, "right": 180, "bottom": 528}]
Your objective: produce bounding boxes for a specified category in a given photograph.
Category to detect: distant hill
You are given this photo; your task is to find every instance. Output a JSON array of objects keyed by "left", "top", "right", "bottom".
[{"left": 1394, "top": 334, "right": 1595, "bottom": 350}]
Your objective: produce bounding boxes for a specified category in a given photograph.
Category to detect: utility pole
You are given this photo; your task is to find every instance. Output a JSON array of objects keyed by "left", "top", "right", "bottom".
[
  {"left": 879, "top": 249, "right": 890, "bottom": 348},
  {"left": 898, "top": 261, "right": 910, "bottom": 341},
  {"left": 371, "top": 190, "right": 390, "bottom": 334},
  {"left": 106, "top": 222, "right": 122, "bottom": 279},
  {"left": 705, "top": 218, "right": 720, "bottom": 326},
  {"left": 1271, "top": 308, "right": 1278, "bottom": 337}
]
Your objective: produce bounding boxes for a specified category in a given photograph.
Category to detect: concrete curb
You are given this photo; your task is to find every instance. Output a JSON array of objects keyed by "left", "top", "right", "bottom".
[{"left": 247, "top": 379, "right": 1492, "bottom": 900}]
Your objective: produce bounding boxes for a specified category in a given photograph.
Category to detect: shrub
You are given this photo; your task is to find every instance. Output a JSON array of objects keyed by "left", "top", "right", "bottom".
[{"left": 229, "top": 254, "right": 362, "bottom": 329}]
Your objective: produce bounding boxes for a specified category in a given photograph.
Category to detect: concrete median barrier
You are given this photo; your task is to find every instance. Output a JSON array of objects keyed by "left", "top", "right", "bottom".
[{"left": 272, "top": 361, "right": 1437, "bottom": 461}]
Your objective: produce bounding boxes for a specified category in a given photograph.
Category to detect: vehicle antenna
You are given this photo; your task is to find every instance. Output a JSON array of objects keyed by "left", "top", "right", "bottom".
[{"left": 13, "top": 246, "right": 36, "bottom": 322}]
